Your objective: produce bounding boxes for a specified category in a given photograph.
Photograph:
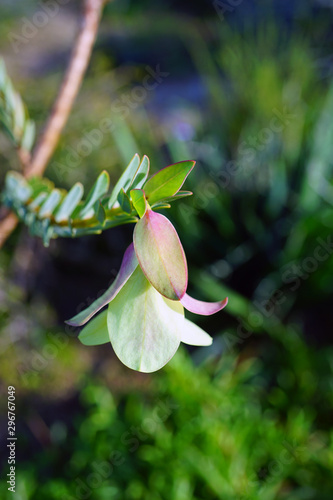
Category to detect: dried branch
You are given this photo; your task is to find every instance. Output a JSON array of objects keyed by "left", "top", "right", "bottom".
[
  {"left": 0, "top": 0, "right": 105, "bottom": 247},
  {"left": 26, "top": 0, "right": 105, "bottom": 178},
  {"left": 0, "top": 210, "right": 19, "bottom": 248}
]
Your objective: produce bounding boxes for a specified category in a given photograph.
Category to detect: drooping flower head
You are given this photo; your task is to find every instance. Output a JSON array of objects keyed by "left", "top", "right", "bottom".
[{"left": 66, "top": 157, "right": 227, "bottom": 372}]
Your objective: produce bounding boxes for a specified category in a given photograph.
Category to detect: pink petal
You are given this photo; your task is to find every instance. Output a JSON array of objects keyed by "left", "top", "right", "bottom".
[
  {"left": 180, "top": 293, "right": 228, "bottom": 316},
  {"left": 134, "top": 210, "right": 188, "bottom": 300},
  {"left": 66, "top": 243, "right": 138, "bottom": 326}
]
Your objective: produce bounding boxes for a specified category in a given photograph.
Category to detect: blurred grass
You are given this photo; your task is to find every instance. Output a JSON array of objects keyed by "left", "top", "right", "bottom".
[
  {"left": 1, "top": 1, "right": 333, "bottom": 499},
  {"left": 0, "top": 342, "right": 332, "bottom": 499}
]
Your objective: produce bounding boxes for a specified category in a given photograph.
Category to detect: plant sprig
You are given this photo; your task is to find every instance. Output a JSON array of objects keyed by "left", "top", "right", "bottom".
[
  {"left": 2, "top": 154, "right": 194, "bottom": 246},
  {"left": 0, "top": 58, "right": 35, "bottom": 153}
]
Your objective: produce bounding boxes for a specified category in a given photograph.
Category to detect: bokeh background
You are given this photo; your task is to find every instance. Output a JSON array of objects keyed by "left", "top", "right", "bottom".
[{"left": 1, "top": 0, "right": 333, "bottom": 498}]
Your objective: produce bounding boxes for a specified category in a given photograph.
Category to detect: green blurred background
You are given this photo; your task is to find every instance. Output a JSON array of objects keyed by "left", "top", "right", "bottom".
[{"left": 0, "top": 0, "right": 333, "bottom": 498}]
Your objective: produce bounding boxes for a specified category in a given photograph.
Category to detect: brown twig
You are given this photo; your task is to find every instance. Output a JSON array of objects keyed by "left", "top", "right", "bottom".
[
  {"left": 0, "top": 0, "right": 105, "bottom": 247},
  {"left": 26, "top": 0, "right": 105, "bottom": 178},
  {"left": 0, "top": 211, "right": 19, "bottom": 248},
  {"left": 17, "top": 147, "right": 31, "bottom": 170}
]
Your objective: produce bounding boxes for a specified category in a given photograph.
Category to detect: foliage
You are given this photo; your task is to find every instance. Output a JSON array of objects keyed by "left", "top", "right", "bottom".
[
  {"left": 1, "top": 144, "right": 222, "bottom": 372},
  {"left": 0, "top": 58, "right": 35, "bottom": 152},
  {"left": 0, "top": 2, "right": 333, "bottom": 498},
  {"left": 1, "top": 155, "right": 193, "bottom": 246},
  {"left": 0, "top": 333, "right": 332, "bottom": 500}
]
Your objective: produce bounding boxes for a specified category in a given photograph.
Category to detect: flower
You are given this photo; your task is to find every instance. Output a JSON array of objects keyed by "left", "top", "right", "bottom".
[{"left": 66, "top": 208, "right": 228, "bottom": 373}]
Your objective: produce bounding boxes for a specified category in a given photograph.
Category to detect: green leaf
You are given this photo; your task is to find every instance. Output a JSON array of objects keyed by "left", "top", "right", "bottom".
[
  {"left": 150, "top": 202, "right": 171, "bottom": 211},
  {"left": 107, "top": 267, "right": 182, "bottom": 373},
  {"left": 103, "top": 215, "right": 138, "bottom": 230},
  {"left": 28, "top": 177, "right": 54, "bottom": 198},
  {"left": 42, "top": 220, "right": 54, "bottom": 247},
  {"left": 28, "top": 192, "right": 48, "bottom": 210},
  {"left": 143, "top": 160, "right": 195, "bottom": 205},
  {"left": 0, "top": 58, "right": 35, "bottom": 150},
  {"left": 66, "top": 243, "right": 138, "bottom": 326},
  {"left": 130, "top": 189, "right": 147, "bottom": 218},
  {"left": 25, "top": 211, "right": 36, "bottom": 228},
  {"left": 29, "top": 218, "right": 42, "bottom": 237},
  {"left": 95, "top": 201, "right": 106, "bottom": 225},
  {"left": 156, "top": 190, "right": 193, "bottom": 204},
  {"left": 79, "top": 170, "right": 110, "bottom": 219},
  {"left": 38, "top": 189, "right": 62, "bottom": 218},
  {"left": 21, "top": 119, "right": 35, "bottom": 151},
  {"left": 133, "top": 209, "right": 188, "bottom": 300},
  {"left": 130, "top": 155, "right": 150, "bottom": 190},
  {"left": 108, "top": 154, "right": 140, "bottom": 208},
  {"left": 181, "top": 319, "right": 213, "bottom": 346},
  {"left": 78, "top": 310, "right": 109, "bottom": 346},
  {"left": 14, "top": 97, "right": 25, "bottom": 137},
  {"left": 117, "top": 188, "right": 132, "bottom": 214},
  {"left": 5, "top": 171, "right": 31, "bottom": 202},
  {"left": 54, "top": 182, "right": 84, "bottom": 222},
  {"left": 54, "top": 226, "right": 102, "bottom": 238}
]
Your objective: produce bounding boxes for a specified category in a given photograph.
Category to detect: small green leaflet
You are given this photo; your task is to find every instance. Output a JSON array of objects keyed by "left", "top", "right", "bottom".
[
  {"left": 54, "top": 182, "right": 84, "bottom": 222},
  {"left": 28, "top": 176, "right": 54, "bottom": 198},
  {"left": 117, "top": 188, "right": 132, "bottom": 214},
  {"left": 96, "top": 201, "right": 106, "bottom": 225},
  {"left": 150, "top": 202, "right": 171, "bottom": 211},
  {"left": 155, "top": 190, "right": 193, "bottom": 204},
  {"left": 144, "top": 160, "right": 195, "bottom": 205},
  {"left": 21, "top": 120, "right": 35, "bottom": 151},
  {"left": 5, "top": 171, "right": 32, "bottom": 202},
  {"left": 0, "top": 58, "right": 35, "bottom": 150},
  {"left": 130, "top": 189, "right": 147, "bottom": 218},
  {"left": 79, "top": 170, "right": 110, "bottom": 219},
  {"left": 130, "top": 155, "right": 150, "bottom": 190},
  {"left": 38, "top": 189, "right": 62, "bottom": 218},
  {"left": 28, "top": 192, "right": 48, "bottom": 210},
  {"left": 108, "top": 154, "right": 140, "bottom": 209}
]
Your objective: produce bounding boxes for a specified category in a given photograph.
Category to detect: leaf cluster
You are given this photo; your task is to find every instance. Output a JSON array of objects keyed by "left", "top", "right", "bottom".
[
  {"left": 0, "top": 58, "right": 35, "bottom": 151},
  {"left": 2, "top": 154, "right": 194, "bottom": 245}
]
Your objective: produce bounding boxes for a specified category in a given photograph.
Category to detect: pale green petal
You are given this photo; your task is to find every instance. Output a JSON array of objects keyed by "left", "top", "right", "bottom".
[
  {"left": 78, "top": 310, "right": 109, "bottom": 346},
  {"left": 66, "top": 243, "right": 138, "bottom": 327},
  {"left": 181, "top": 319, "right": 213, "bottom": 346},
  {"left": 107, "top": 267, "right": 183, "bottom": 373}
]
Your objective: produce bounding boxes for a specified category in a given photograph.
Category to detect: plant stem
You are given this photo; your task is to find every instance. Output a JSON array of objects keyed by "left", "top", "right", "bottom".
[
  {"left": 26, "top": 0, "right": 105, "bottom": 178},
  {"left": 0, "top": 210, "right": 19, "bottom": 248},
  {"left": 17, "top": 147, "right": 31, "bottom": 170},
  {"left": 0, "top": 0, "right": 105, "bottom": 248}
]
